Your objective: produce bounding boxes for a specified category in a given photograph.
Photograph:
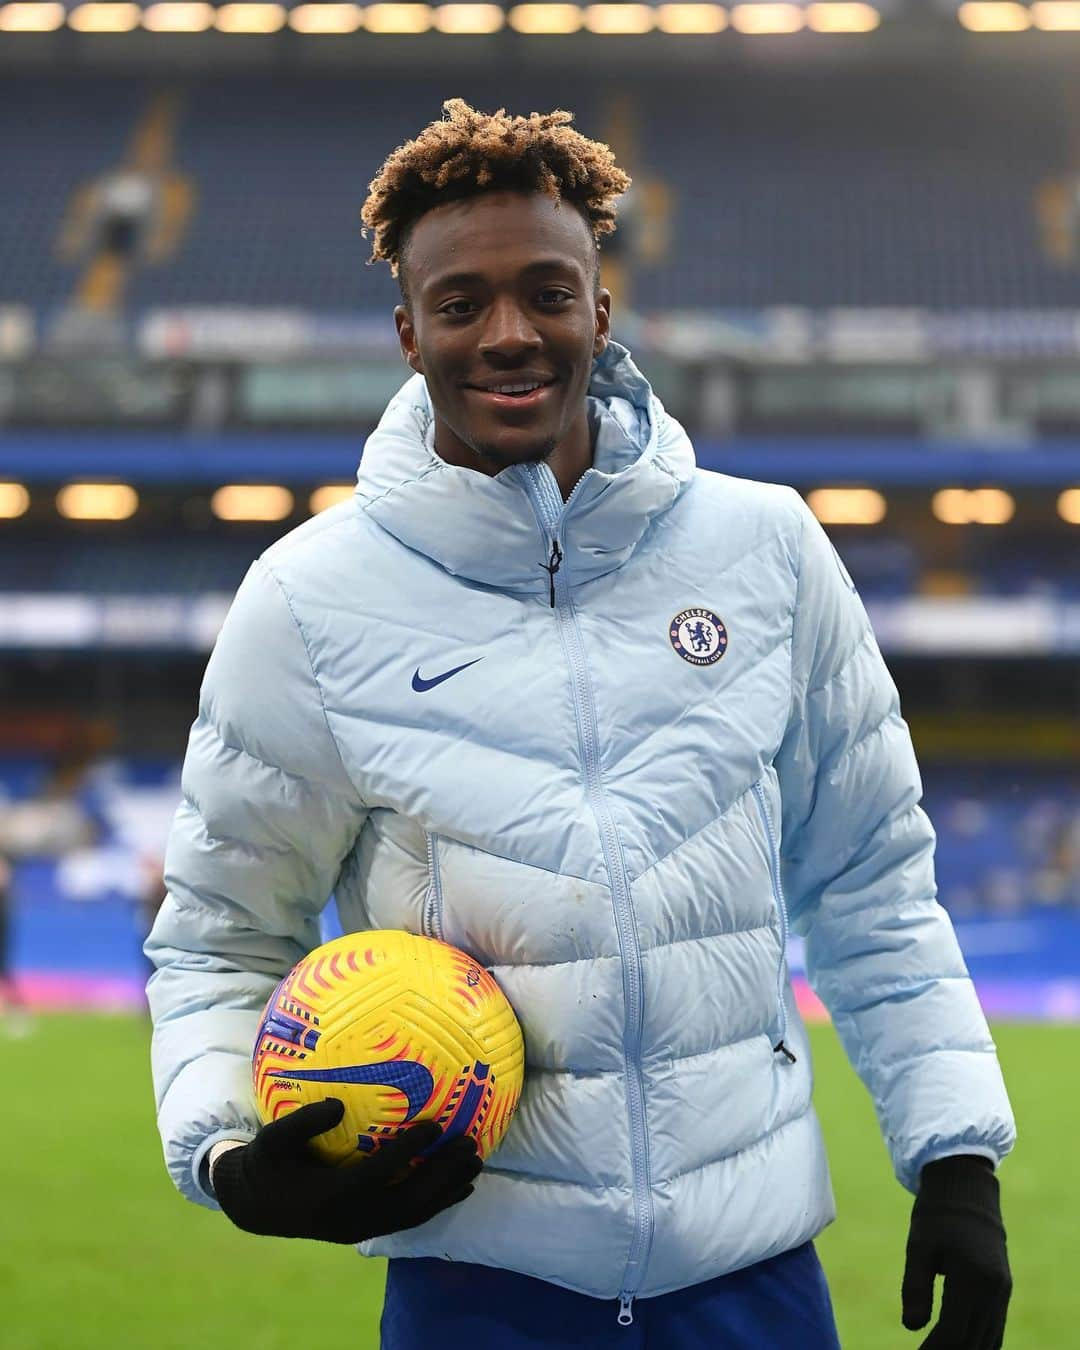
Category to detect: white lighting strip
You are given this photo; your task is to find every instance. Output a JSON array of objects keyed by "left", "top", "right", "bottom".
[
  {"left": 5, "top": 1, "right": 891, "bottom": 35},
  {"left": 0, "top": 593, "right": 1073, "bottom": 653},
  {"left": 866, "top": 597, "right": 1072, "bottom": 655},
  {"left": 0, "top": 594, "right": 233, "bottom": 650}
]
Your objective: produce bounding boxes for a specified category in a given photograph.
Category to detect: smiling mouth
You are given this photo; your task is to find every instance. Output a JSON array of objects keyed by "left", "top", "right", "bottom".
[{"left": 465, "top": 380, "right": 557, "bottom": 409}]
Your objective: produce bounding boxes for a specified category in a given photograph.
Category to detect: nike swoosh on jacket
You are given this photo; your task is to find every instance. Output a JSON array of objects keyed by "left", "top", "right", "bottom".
[{"left": 411, "top": 658, "right": 483, "bottom": 692}]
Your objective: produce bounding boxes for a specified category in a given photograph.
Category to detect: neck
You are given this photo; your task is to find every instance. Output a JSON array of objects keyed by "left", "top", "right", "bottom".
[{"left": 546, "top": 419, "right": 594, "bottom": 499}]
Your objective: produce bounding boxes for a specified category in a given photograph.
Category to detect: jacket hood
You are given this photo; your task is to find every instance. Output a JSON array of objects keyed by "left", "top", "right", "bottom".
[{"left": 354, "top": 341, "right": 696, "bottom": 595}]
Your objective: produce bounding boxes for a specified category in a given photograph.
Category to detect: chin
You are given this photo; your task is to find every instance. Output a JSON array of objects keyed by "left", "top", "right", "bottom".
[{"left": 474, "top": 436, "right": 558, "bottom": 470}]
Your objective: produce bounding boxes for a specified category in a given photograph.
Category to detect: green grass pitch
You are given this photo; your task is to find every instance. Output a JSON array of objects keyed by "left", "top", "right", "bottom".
[{"left": 1, "top": 1015, "right": 1069, "bottom": 1349}]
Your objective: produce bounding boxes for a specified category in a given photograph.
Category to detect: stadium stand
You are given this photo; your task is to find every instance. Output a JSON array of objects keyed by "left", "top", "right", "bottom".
[
  {"left": 0, "top": 79, "right": 143, "bottom": 311},
  {"left": 2, "top": 754, "right": 1076, "bottom": 1014},
  {"left": 970, "top": 533, "right": 1080, "bottom": 599},
  {"left": 0, "top": 535, "right": 256, "bottom": 595},
  {"left": 923, "top": 767, "right": 1080, "bottom": 917},
  {"left": 1, "top": 58, "right": 1076, "bottom": 1019},
  {"left": 5, "top": 70, "right": 1080, "bottom": 313},
  {"left": 4, "top": 754, "right": 1078, "bottom": 922},
  {"left": 0, "top": 515, "right": 1074, "bottom": 607}
]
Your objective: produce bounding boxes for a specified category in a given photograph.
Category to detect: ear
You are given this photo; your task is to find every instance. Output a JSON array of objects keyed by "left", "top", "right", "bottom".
[
  {"left": 593, "top": 290, "right": 612, "bottom": 358},
  {"left": 394, "top": 305, "right": 424, "bottom": 375}
]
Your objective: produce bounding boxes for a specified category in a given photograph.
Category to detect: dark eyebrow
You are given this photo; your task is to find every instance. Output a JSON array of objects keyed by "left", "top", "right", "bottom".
[{"left": 424, "top": 258, "right": 582, "bottom": 295}]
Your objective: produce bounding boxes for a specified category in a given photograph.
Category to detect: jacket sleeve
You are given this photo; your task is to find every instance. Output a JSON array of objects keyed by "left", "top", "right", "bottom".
[
  {"left": 775, "top": 497, "right": 1015, "bottom": 1192},
  {"left": 145, "top": 558, "right": 368, "bottom": 1208}
]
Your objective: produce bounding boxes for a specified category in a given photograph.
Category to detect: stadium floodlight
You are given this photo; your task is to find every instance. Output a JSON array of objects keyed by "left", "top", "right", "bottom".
[
  {"left": 310, "top": 484, "right": 357, "bottom": 514},
  {"left": 968, "top": 489, "right": 1015, "bottom": 525},
  {"left": 0, "top": 484, "right": 30, "bottom": 519},
  {"left": 363, "top": 2, "right": 434, "bottom": 29},
  {"left": 583, "top": 3, "right": 655, "bottom": 31},
  {"left": 655, "top": 3, "right": 727, "bottom": 31},
  {"left": 214, "top": 2, "right": 287, "bottom": 31},
  {"left": 807, "top": 2, "right": 880, "bottom": 30},
  {"left": 807, "top": 488, "right": 887, "bottom": 525},
  {"left": 434, "top": 2, "right": 505, "bottom": 29},
  {"left": 957, "top": 1, "right": 1031, "bottom": 29},
  {"left": 1031, "top": 0, "right": 1080, "bottom": 27},
  {"left": 289, "top": 2, "right": 363, "bottom": 30},
  {"left": 932, "top": 487, "right": 1015, "bottom": 525},
  {"left": 1057, "top": 488, "right": 1080, "bottom": 524},
  {"left": 68, "top": 2, "right": 140, "bottom": 30},
  {"left": 0, "top": 2, "right": 65, "bottom": 30},
  {"left": 142, "top": 2, "right": 214, "bottom": 29},
  {"left": 434, "top": 2, "right": 505, "bottom": 30},
  {"left": 730, "top": 3, "right": 806, "bottom": 32},
  {"left": 56, "top": 484, "right": 138, "bottom": 521},
  {"left": 508, "top": 3, "right": 584, "bottom": 32},
  {"left": 211, "top": 485, "right": 295, "bottom": 522}
]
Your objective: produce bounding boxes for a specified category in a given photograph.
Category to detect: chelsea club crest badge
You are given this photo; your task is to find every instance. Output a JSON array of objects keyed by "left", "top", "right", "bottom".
[{"left": 669, "top": 607, "right": 728, "bottom": 666}]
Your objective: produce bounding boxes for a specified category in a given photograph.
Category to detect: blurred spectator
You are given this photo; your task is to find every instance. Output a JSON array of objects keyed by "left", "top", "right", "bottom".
[
  {"left": 97, "top": 169, "right": 157, "bottom": 259},
  {"left": 1031, "top": 807, "right": 1080, "bottom": 908},
  {"left": 934, "top": 784, "right": 1080, "bottom": 917}
]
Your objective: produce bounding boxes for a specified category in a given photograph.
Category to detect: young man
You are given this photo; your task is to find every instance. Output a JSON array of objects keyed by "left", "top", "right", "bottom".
[{"left": 147, "top": 101, "right": 1015, "bottom": 1349}]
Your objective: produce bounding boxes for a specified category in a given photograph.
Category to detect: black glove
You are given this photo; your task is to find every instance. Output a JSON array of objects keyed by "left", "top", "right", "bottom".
[
  {"left": 211, "top": 1097, "right": 482, "bottom": 1244},
  {"left": 901, "top": 1155, "right": 1011, "bottom": 1350}
]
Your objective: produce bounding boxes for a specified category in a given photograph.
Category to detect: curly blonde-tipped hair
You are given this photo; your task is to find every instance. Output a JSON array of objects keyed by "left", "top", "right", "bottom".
[{"left": 361, "top": 98, "right": 632, "bottom": 298}]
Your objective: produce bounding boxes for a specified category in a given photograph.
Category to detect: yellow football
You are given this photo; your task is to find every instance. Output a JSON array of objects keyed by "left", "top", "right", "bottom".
[{"left": 252, "top": 930, "right": 524, "bottom": 1165}]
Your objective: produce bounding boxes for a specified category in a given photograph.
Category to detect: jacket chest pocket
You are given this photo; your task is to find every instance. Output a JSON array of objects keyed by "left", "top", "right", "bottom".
[{"left": 422, "top": 831, "right": 446, "bottom": 942}]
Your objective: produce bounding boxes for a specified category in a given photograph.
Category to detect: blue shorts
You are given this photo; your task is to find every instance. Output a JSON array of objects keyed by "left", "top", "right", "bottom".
[{"left": 380, "top": 1242, "right": 841, "bottom": 1349}]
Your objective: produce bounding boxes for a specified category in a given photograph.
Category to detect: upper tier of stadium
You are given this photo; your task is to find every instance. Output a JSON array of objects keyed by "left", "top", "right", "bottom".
[{"left": 5, "top": 66, "right": 1080, "bottom": 314}]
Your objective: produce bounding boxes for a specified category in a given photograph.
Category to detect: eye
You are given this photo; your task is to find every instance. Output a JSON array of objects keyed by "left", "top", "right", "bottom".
[
  {"left": 538, "top": 288, "right": 573, "bottom": 305},
  {"left": 440, "top": 300, "right": 476, "bottom": 317}
]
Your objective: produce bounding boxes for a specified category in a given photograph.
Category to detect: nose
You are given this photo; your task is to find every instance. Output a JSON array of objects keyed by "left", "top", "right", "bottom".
[{"left": 477, "top": 296, "right": 542, "bottom": 359}]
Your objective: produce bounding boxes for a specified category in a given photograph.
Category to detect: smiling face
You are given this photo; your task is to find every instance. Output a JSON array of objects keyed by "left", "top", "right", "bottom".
[{"left": 394, "top": 191, "right": 611, "bottom": 497}]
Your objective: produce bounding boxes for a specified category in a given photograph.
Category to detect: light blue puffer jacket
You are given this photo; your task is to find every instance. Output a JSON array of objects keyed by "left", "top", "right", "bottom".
[{"left": 147, "top": 341, "right": 1015, "bottom": 1307}]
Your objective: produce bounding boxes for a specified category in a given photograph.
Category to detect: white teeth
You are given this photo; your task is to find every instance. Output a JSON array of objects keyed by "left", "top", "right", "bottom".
[{"left": 488, "top": 382, "right": 542, "bottom": 395}]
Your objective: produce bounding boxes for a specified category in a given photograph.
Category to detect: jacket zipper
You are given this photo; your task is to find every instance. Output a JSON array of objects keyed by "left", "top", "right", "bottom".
[
  {"left": 423, "top": 831, "right": 445, "bottom": 942},
  {"left": 525, "top": 463, "right": 653, "bottom": 1328},
  {"left": 541, "top": 539, "right": 563, "bottom": 608},
  {"left": 751, "top": 781, "right": 797, "bottom": 1064}
]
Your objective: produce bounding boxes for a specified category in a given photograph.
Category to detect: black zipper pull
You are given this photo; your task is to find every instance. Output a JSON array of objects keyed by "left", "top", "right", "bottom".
[
  {"left": 541, "top": 539, "right": 563, "bottom": 608},
  {"left": 774, "top": 1040, "right": 797, "bottom": 1064}
]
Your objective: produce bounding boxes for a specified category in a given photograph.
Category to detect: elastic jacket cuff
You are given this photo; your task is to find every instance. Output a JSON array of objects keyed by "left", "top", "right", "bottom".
[{"left": 918, "top": 1155, "right": 1002, "bottom": 1225}]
